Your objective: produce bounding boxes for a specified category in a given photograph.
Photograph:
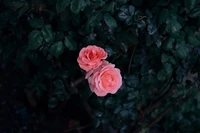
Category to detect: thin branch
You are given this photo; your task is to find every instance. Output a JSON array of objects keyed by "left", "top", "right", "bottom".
[
  {"left": 141, "top": 88, "right": 177, "bottom": 118},
  {"left": 128, "top": 45, "right": 137, "bottom": 74},
  {"left": 24, "top": 89, "right": 37, "bottom": 108},
  {"left": 112, "top": 53, "right": 122, "bottom": 62},
  {"left": 146, "top": 104, "right": 173, "bottom": 129},
  {"left": 63, "top": 78, "right": 94, "bottom": 120},
  {"left": 63, "top": 124, "right": 91, "bottom": 133},
  {"left": 71, "top": 76, "right": 85, "bottom": 88}
]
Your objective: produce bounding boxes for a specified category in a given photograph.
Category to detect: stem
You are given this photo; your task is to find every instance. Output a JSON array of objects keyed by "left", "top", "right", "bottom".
[
  {"left": 24, "top": 89, "right": 37, "bottom": 108},
  {"left": 71, "top": 76, "right": 85, "bottom": 88},
  {"left": 63, "top": 124, "right": 91, "bottom": 133},
  {"left": 128, "top": 45, "right": 137, "bottom": 74},
  {"left": 112, "top": 53, "right": 122, "bottom": 63},
  {"left": 147, "top": 104, "right": 173, "bottom": 129}
]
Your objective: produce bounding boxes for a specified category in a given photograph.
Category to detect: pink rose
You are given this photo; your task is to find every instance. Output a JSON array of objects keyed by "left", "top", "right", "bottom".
[
  {"left": 77, "top": 45, "right": 108, "bottom": 71},
  {"left": 88, "top": 63, "right": 122, "bottom": 96}
]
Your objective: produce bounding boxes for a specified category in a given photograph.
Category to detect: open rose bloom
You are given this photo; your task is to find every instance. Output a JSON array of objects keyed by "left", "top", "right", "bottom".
[
  {"left": 87, "top": 62, "right": 122, "bottom": 96},
  {"left": 77, "top": 45, "right": 122, "bottom": 97},
  {"left": 77, "top": 45, "right": 107, "bottom": 72}
]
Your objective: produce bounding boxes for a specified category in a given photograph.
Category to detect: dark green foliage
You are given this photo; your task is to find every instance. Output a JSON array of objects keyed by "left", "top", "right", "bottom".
[{"left": 1, "top": 0, "right": 200, "bottom": 133}]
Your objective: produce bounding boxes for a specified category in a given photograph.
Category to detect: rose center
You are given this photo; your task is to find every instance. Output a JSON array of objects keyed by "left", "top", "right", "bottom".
[
  {"left": 101, "top": 74, "right": 115, "bottom": 89},
  {"left": 88, "top": 50, "right": 97, "bottom": 60}
]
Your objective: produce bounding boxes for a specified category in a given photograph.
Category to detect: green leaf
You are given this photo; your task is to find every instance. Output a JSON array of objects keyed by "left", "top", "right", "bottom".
[
  {"left": 10, "top": 1, "right": 26, "bottom": 12},
  {"left": 119, "top": 110, "right": 129, "bottom": 121},
  {"left": 88, "top": 12, "right": 103, "bottom": 27},
  {"left": 56, "top": 0, "right": 70, "bottom": 13},
  {"left": 156, "top": 0, "right": 168, "bottom": 6},
  {"left": 153, "top": 34, "right": 163, "bottom": 47},
  {"left": 124, "top": 75, "right": 139, "bottom": 88},
  {"left": 147, "top": 23, "right": 157, "bottom": 35},
  {"left": 188, "top": 6, "right": 200, "bottom": 17},
  {"left": 29, "top": 18, "right": 44, "bottom": 28},
  {"left": 176, "top": 46, "right": 190, "bottom": 59},
  {"left": 18, "top": 5, "right": 29, "bottom": 18},
  {"left": 70, "top": 0, "right": 86, "bottom": 14},
  {"left": 64, "top": 36, "right": 77, "bottom": 50},
  {"left": 162, "top": 37, "right": 175, "bottom": 51},
  {"left": 103, "top": 13, "right": 117, "bottom": 29},
  {"left": 184, "top": 0, "right": 197, "bottom": 10},
  {"left": 42, "top": 24, "right": 55, "bottom": 44},
  {"left": 28, "top": 30, "right": 43, "bottom": 50},
  {"left": 49, "top": 41, "right": 64, "bottom": 57},
  {"left": 159, "top": 8, "right": 169, "bottom": 25},
  {"left": 166, "top": 18, "right": 182, "bottom": 34},
  {"left": 91, "top": 118, "right": 100, "bottom": 128},
  {"left": 48, "top": 97, "right": 58, "bottom": 108},
  {"left": 145, "top": 34, "right": 153, "bottom": 47},
  {"left": 105, "top": 97, "right": 117, "bottom": 109},
  {"left": 157, "top": 69, "right": 166, "bottom": 81},
  {"left": 128, "top": 5, "right": 135, "bottom": 16},
  {"left": 164, "top": 63, "right": 173, "bottom": 77},
  {"left": 55, "top": 31, "right": 64, "bottom": 41},
  {"left": 187, "top": 35, "right": 200, "bottom": 46},
  {"left": 161, "top": 53, "right": 168, "bottom": 63}
]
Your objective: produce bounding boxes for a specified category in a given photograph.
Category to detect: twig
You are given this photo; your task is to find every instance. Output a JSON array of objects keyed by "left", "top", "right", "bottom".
[
  {"left": 146, "top": 104, "right": 173, "bottom": 129},
  {"left": 63, "top": 78, "right": 94, "bottom": 120},
  {"left": 71, "top": 76, "right": 85, "bottom": 88},
  {"left": 128, "top": 45, "right": 137, "bottom": 74},
  {"left": 48, "top": 79, "right": 53, "bottom": 98},
  {"left": 63, "top": 124, "right": 91, "bottom": 133},
  {"left": 24, "top": 89, "right": 37, "bottom": 108},
  {"left": 139, "top": 88, "right": 178, "bottom": 123},
  {"left": 112, "top": 53, "right": 122, "bottom": 62},
  {"left": 80, "top": 94, "right": 95, "bottom": 120}
]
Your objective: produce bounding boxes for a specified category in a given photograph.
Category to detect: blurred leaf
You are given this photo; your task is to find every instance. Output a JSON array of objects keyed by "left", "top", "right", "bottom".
[
  {"left": 124, "top": 75, "right": 139, "bottom": 88},
  {"left": 148, "top": 23, "right": 157, "bottom": 35},
  {"left": 10, "top": 1, "right": 26, "bottom": 12},
  {"left": 29, "top": 18, "right": 44, "bottom": 28},
  {"left": 119, "top": 110, "right": 129, "bottom": 121},
  {"left": 18, "top": 5, "right": 29, "bottom": 18},
  {"left": 163, "top": 37, "right": 175, "bottom": 51},
  {"left": 157, "top": 69, "right": 166, "bottom": 81},
  {"left": 156, "top": 0, "right": 168, "bottom": 6},
  {"left": 161, "top": 53, "right": 168, "bottom": 63},
  {"left": 184, "top": 0, "right": 197, "bottom": 10},
  {"left": 49, "top": 41, "right": 64, "bottom": 57},
  {"left": 164, "top": 63, "right": 173, "bottom": 77},
  {"left": 105, "top": 97, "right": 117, "bottom": 109},
  {"left": 88, "top": 12, "right": 103, "bottom": 27},
  {"left": 64, "top": 36, "right": 77, "bottom": 50},
  {"left": 48, "top": 97, "right": 58, "bottom": 108},
  {"left": 28, "top": 30, "right": 43, "bottom": 50},
  {"left": 176, "top": 45, "right": 190, "bottom": 59},
  {"left": 187, "top": 35, "right": 199, "bottom": 46},
  {"left": 159, "top": 8, "right": 169, "bottom": 25},
  {"left": 55, "top": 31, "right": 64, "bottom": 41},
  {"left": 146, "top": 33, "right": 153, "bottom": 47},
  {"left": 104, "top": 13, "right": 117, "bottom": 29},
  {"left": 56, "top": 0, "right": 70, "bottom": 13},
  {"left": 42, "top": 24, "right": 55, "bottom": 43},
  {"left": 166, "top": 18, "right": 182, "bottom": 34},
  {"left": 188, "top": 6, "right": 200, "bottom": 17},
  {"left": 91, "top": 118, "right": 100, "bottom": 128},
  {"left": 70, "top": 0, "right": 86, "bottom": 14}
]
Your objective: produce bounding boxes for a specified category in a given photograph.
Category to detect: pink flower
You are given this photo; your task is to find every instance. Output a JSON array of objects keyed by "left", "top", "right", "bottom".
[
  {"left": 77, "top": 45, "right": 108, "bottom": 71},
  {"left": 88, "top": 62, "right": 122, "bottom": 96}
]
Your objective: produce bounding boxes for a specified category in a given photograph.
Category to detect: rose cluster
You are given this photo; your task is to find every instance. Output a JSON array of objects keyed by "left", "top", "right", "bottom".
[{"left": 77, "top": 45, "right": 122, "bottom": 97}]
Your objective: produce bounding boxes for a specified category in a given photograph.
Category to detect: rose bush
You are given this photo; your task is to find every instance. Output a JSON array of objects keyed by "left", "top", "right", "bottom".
[{"left": 1, "top": 0, "right": 200, "bottom": 133}]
